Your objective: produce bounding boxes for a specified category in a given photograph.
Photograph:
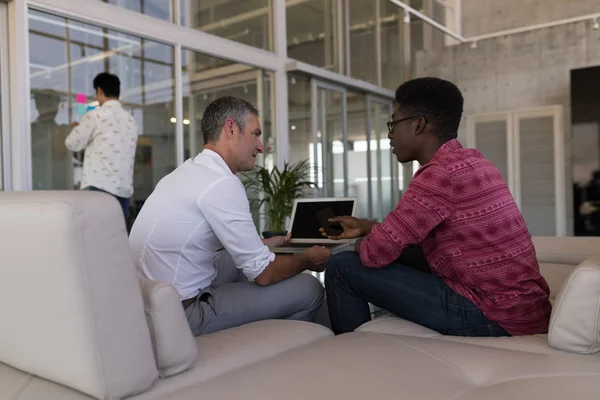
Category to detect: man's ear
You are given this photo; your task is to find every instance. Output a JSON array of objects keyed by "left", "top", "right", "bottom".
[
  {"left": 414, "top": 116, "right": 427, "bottom": 136},
  {"left": 226, "top": 119, "right": 235, "bottom": 137}
]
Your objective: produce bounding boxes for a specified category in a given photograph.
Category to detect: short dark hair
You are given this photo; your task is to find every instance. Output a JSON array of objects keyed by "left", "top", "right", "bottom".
[
  {"left": 93, "top": 72, "right": 121, "bottom": 98},
  {"left": 395, "top": 77, "right": 463, "bottom": 141},
  {"left": 201, "top": 96, "right": 259, "bottom": 144}
]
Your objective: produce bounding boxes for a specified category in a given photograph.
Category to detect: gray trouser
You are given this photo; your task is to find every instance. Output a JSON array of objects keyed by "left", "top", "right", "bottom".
[{"left": 185, "top": 251, "right": 325, "bottom": 336}]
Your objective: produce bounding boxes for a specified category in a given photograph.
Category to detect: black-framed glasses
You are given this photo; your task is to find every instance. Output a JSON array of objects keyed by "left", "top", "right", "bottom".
[{"left": 387, "top": 115, "right": 427, "bottom": 132}]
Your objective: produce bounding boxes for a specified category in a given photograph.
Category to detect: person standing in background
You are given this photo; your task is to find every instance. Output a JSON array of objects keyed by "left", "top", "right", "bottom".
[{"left": 65, "top": 72, "right": 138, "bottom": 225}]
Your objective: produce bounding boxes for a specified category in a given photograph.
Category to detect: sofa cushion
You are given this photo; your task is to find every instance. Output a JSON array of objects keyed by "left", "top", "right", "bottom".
[
  {"left": 533, "top": 236, "right": 600, "bottom": 300},
  {"left": 0, "top": 362, "right": 94, "bottom": 400},
  {"left": 0, "top": 192, "right": 158, "bottom": 399},
  {"left": 140, "top": 278, "right": 197, "bottom": 377},
  {"left": 538, "top": 262, "right": 576, "bottom": 300},
  {"left": 357, "top": 316, "right": 574, "bottom": 355},
  {"left": 549, "top": 257, "right": 600, "bottom": 354},
  {"left": 159, "top": 332, "right": 600, "bottom": 400},
  {"left": 356, "top": 315, "right": 442, "bottom": 337},
  {"left": 133, "top": 320, "right": 333, "bottom": 399},
  {"left": 532, "top": 236, "right": 600, "bottom": 265}
]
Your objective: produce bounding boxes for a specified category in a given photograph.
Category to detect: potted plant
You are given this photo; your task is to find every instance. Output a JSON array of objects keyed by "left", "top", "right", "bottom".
[{"left": 241, "top": 159, "right": 316, "bottom": 238}]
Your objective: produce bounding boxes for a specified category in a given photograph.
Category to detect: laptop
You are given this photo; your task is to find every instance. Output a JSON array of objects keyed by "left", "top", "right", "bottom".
[{"left": 271, "top": 197, "right": 358, "bottom": 254}]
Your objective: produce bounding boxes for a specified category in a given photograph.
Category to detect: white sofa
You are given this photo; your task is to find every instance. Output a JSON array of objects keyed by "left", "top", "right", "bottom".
[
  {"left": 153, "top": 238, "right": 600, "bottom": 400},
  {"left": 1, "top": 191, "right": 599, "bottom": 399},
  {"left": 0, "top": 191, "right": 332, "bottom": 399}
]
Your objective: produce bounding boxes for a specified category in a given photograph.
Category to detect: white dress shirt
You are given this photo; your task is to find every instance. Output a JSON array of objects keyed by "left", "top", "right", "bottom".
[
  {"left": 129, "top": 149, "right": 276, "bottom": 300},
  {"left": 65, "top": 100, "right": 138, "bottom": 198}
]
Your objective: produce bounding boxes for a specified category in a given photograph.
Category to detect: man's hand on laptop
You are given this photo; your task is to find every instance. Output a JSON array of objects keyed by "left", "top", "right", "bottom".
[
  {"left": 303, "top": 246, "right": 332, "bottom": 272},
  {"left": 320, "top": 216, "right": 374, "bottom": 240},
  {"left": 262, "top": 232, "right": 291, "bottom": 247}
]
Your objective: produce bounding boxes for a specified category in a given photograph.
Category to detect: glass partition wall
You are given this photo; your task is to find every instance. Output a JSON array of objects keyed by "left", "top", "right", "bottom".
[
  {"left": 26, "top": 8, "right": 274, "bottom": 221},
  {"left": 11, "top": 0, "right": 435, "bottom": 225},
  {"left": 313, "top": 81, "right": 347, "bottom": 198},
  {"left": 288, "top": 74, "right": 397, "bottom": 221},
  {"left": 367, "top": 97, "right": 396, "bottom": 222},
  {"left": 28, "top": 10, "right": 177, "bottom": 196}
]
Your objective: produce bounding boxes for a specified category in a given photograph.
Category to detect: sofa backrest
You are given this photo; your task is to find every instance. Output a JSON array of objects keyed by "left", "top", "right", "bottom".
[
  {"left": 0, "top": 191, "right": 158, "bottom": 399},
  {"left": 533, "top": 236, "right": 600, "bottom": 301}
]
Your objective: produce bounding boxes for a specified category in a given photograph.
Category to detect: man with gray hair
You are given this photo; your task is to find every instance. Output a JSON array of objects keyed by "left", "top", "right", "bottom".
[{"left": 129, "top": 96, "right": 330, "bottom": 336}]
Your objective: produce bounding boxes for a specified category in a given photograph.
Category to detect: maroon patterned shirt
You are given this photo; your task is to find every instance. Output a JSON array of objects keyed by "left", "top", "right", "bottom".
[{"left": 359, "top": 139, "right": 552, "bottom": 335}]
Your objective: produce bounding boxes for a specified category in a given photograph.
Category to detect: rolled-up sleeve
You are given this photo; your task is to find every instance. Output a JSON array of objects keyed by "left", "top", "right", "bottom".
[
  {"left": 197, "top": 177, "right": 275, "bottom": 280},
  {"left": 359, "top": 164, "right": 455, "bottom": 267}
]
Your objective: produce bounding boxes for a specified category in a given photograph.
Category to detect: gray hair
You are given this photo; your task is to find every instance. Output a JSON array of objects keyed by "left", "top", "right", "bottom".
[{"left": 200, "top": 96, "right": 259, "bottom": 144}]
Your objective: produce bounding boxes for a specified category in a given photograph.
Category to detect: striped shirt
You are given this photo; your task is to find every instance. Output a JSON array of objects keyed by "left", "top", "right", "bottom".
[{"left": 360, "top": 139, "right": 552, "bottom": 336}]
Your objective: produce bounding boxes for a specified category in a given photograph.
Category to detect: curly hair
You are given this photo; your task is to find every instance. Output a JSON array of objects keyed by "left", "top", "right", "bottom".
[{"left": 395, "top": 77, "right": 464, "bottom": 141}]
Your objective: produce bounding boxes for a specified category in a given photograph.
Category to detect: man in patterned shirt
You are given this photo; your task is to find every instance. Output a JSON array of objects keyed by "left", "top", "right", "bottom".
[
  {"left": 65, "top": 73, "right": 138, "bottom": 224},
  {"left": 323, "top": 77, "right": 552, "bottom": 336}
]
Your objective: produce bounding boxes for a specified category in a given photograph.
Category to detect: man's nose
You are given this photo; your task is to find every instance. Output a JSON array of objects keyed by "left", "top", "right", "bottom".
[{"left": 257, "top": 140, "right": 264, "bottom": 153}]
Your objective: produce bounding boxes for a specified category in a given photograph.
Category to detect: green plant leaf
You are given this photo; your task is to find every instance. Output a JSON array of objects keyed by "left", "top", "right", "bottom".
[{"left": 240, "top": 160, "right": 316, "bottom": 232}]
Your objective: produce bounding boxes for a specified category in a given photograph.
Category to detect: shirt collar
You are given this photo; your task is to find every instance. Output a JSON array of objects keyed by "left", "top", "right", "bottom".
[
  {"left": 101, "top": 99, "right": 121, "bottom": 108},
  {"left": 194, "top": 149, "right": 234, "bottom": 175},
  {"left": 429, "top": 138, "right": 462, "bottom": 163}
]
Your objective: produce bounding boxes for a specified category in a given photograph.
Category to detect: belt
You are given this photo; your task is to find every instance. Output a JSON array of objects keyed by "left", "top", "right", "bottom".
[
  {"left": 182, "top": 297, "right": 196, "bottom": 310},
  {"left": 182, "top": 292, "right": 209, "bottom": 310}
]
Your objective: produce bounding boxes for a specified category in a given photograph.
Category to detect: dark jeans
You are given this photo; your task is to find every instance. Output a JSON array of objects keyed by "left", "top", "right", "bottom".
[
  {"left": 325, "top": 250, "right": 511, "bottom": 337},
  {"left": 88, "top": 186, "right": 130, "bottom": 224}
]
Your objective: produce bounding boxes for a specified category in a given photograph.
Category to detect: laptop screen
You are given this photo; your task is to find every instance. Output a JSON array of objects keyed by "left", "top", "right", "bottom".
[{"left": 290, "top": 200, "right": 356, "bottom": 239}]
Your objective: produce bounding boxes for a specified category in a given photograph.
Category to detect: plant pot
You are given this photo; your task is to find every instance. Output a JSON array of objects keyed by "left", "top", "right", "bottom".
[{"left": 262, "top": 231, "right": 287, "bottom": 239}]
